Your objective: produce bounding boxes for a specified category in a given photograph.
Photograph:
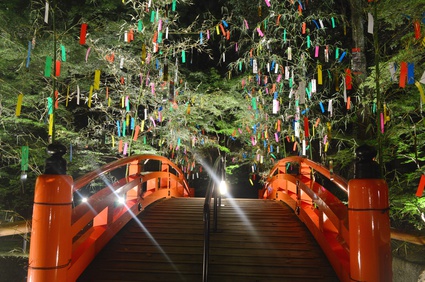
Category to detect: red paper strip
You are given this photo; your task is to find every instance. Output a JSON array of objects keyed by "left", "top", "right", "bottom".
[
  {"left": 54, "top": 90, "right": 59, "bottom": 109},
  {"left": 416, "top": 174, "right": 425, "bottom": 197},
  {"left": 347, "top": 96, "right": 351, "bottom": 110},
  {"left": 55, "top": 60, "right": 61, "bottom": 77},
  {"left": 80, "top": 23, "right": 88, "bottom": 45},
  {"left": 345, "top": 68, "right": 352, "bottom": 90},
  {"left": 303, "top": 117, "right": 309, "bottom": 138},
  {"left": 414, "top": 20, "right": 421, "bottom": 40},
  {"left": 399, "top": 62, "right": 408, "bottom": 88}
]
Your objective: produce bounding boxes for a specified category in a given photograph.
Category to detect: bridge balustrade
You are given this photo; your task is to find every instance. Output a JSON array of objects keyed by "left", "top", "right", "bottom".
[
  {"left": 259, "top": 155, "right": 392, "bottom": 282},
  {"left": 27, "top": 154, "right": 192, "bottom": 282}
]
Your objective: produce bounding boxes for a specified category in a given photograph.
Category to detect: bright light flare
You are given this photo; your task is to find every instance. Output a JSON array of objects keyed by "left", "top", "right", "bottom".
[
  {"left": 117, "top": 196, "right": 126, "bottom": 204},
  {"left": 81, "top": 197, "right": 88, "bottom": 203},
  {"left": 219, "top": 180, "right": 228, "bottom": 195}
]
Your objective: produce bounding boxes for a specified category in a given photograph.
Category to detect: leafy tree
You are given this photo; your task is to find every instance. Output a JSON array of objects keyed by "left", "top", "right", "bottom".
[{"left": 0, "top": 0, "right": 425, "bottom": 232}]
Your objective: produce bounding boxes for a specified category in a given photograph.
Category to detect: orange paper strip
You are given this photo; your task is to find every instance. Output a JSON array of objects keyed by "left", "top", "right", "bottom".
[
  {"left": 416, "top": 174, "right": 425, "bottom": 197},
  {"left": 133, "top": 125, "right": 140, "bottom": 141}
]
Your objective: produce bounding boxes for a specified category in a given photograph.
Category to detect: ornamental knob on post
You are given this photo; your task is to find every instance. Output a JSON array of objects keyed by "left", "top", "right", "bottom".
[
  {"left": 348, "top": 145, "right": 392, "bottom": 282},
  {"left": 27, "top": 143, "right": 73, "bottom": 282},
  {"left": 44, "top": 143, "right": 67, "bottom": 175}
]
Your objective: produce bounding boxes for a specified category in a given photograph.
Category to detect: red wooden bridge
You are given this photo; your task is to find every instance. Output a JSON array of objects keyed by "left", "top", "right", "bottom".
[{"left": 26, "top": 153, "right": 393, "bottom": 282}]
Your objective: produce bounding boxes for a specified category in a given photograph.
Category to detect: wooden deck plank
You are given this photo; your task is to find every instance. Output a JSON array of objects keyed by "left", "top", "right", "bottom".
[{"left": 78, "top": 197, "right": 339, "bottom": 282}]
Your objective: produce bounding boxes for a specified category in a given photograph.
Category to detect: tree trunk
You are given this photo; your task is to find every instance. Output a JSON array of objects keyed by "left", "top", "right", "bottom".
[{"left": 350, "top": 0, "right": 367, "bottom": 86}]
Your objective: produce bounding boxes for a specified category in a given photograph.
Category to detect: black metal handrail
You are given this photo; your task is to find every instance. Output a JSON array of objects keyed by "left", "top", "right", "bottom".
[{"left": 202, "top": 155, "right": 225, "bottom": 282}]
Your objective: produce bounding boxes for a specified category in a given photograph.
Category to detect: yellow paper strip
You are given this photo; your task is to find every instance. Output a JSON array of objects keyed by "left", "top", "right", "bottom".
[
  {"left": 48, "top": 114, "right": 54, "bottom": 136},
  {"left": 111, "top": 134, "right": 115, "bottom": 148},
  {"left": 94, "top": 69, "right": 101, "bottom": 90},
  {"left": 317, "top": 64, "right": 323, "bottom": 85},
  {"left": 66, "top": 85, "right": 70, "bottom": 107},
  {"left": 141, "top": 120, "right": 145, "bottom": 132},
  {"left": 16, "top": 93, "right": 23, "bottom": 116},
  {"left": 415, "top": 81, "right": 425, "bottom": 103},
  {"left": 88, "top": 85, "right": 93, "bottom": 108}
]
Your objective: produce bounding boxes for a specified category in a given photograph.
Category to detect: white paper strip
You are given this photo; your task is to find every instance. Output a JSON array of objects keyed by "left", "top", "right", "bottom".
[
  {"left": 368, "top": 13, "right": 374, "bottom": 34},
  {"left": 44, "top": 2, "right": 49, "bottom": 23}
]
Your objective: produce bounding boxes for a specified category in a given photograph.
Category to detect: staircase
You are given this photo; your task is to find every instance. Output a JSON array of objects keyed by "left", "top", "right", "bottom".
[{"left": 78, "top": 197, "right": 338, "bottom": 282}]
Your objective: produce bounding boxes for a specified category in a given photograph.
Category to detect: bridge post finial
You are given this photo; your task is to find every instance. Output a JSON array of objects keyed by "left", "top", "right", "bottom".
[
  {"left": 27, "top": 143, "right": 73, "bottom": 282},
  {"left": 44, "top": 143, "right": 67, "bottom": 175},
  {"left": 348, "top": 145, "right": 392, "bottom": 281},
  {"left": 353, "top": 144, "right": 380, "bottom": 179}
]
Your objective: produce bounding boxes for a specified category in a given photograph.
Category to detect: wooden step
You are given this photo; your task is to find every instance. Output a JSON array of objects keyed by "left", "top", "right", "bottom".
[{"left": 78, "top": 197, "right": 338, "bottom": 282}]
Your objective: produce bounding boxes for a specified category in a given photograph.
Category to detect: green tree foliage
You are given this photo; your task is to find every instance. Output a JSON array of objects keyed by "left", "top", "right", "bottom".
[
  {"left": 360, "top": 0, "right": 425, "bottom": 230},
  {"left": 0, "top": 0, "right": 425, "bottom": 231}
]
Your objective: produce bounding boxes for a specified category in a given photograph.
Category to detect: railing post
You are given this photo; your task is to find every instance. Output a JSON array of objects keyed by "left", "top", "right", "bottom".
[
  {"left": 27, "top": 144, "right": 73, "bottom": 282},
  {"left": 348, "top": 145, "right": 392, "bottom": 282}
]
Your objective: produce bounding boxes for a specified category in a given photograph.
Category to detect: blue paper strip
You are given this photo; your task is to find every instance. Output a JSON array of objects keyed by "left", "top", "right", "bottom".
[
  {"left": 319, "top": 102, "right": 325, "bottom": 113},
  {"left": 408, "top": 63, "right": 415, "bottom": 85},
  {"left": 117, "top": 120, "right": 121, "bottom": 137},
  {"left": 26, "top": 41, "right": 31, "bottom": 68}
]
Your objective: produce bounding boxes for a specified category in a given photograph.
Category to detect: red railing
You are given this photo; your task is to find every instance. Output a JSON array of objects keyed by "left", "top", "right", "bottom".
[
  {"left": 259, "top": 156, "right": 392, "bottom": 282},
  {"left": 27, "top": 154, "right": 192, "bottom": 282}
]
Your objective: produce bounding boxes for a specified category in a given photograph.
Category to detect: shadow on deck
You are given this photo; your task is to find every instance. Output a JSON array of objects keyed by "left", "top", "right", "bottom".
[{"left": 78, "top": 197, "right": 338, "bottom": 282}]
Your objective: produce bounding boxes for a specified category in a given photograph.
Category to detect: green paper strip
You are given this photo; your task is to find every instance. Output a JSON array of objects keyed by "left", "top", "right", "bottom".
[
  {"left": 143, "top": 135, "right": 147, "bottom": 144},
  {"left": 239, "top": 61, "right": 242, "bottom": 71},
  {"left": 44, "top": 56, "right": 52, "bottom": 77},
  {"left": 47, "top": 97, "right": 53, "bottom": 115},
  {"left": 283, "top": 29, "right": 287, "bottom": 42},
  {"left": 138, "top": 20, "right": 143, "bottom": 32},
  {"left": 331, "top": 17, "right": 336, "bottom": 28},
  {"left": 307, "top": 35, "right": 310, "bottom": 48},
  {"left": 306, "top": 88, "right": 310, "bottom": 99},
  {"left": 150, "top": 11, "right": 155, "bottom": 23},
  {"left": 21, "top": 146, "right": 29, "bottom": 171},
  {"left": 158, "top": 32, "right": 163, "bottom": 43},
  {"left": 182, "top": 50, "right": 186, "bottom": 63},
  {"left": 251, "top": 97, "right": 257, "bottom": 110},
  {"left": 172, "top": 0, "right": 176, "bottom": 11},
  {"left": 289, "top": 78, "right": 293, "bottom": 88},
  {"left": 61, "top": 45, "right": 66, "bottom": 62},
  {"left": 122, "top": 121, "right": 126, "bottom": 137},
  {"left": 335, "top": 48, "right": 339, "bottom": 59}
]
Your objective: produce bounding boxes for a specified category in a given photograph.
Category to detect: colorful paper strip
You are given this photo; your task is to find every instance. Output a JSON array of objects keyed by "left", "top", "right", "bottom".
[
  {"left": 80, "top": 23, "right": 88, "bottom": 45},
  {"left": 16, "top": 93, "right": 23, "bottom": 117}
]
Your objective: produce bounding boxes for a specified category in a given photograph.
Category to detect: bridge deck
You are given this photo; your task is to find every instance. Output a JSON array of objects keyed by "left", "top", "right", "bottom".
[{"left": 78, "top": 197, "right": 338, "bottom": 282}]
